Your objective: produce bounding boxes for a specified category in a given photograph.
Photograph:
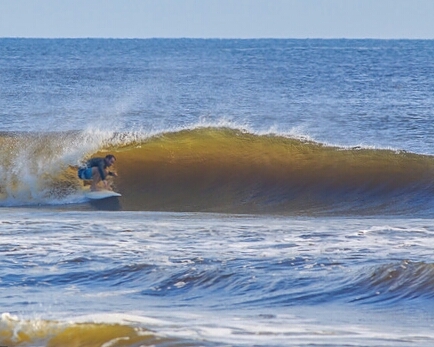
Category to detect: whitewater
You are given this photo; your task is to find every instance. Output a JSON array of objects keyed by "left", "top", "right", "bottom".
[{"left": 1, "top": 38, "right": 434, "bottom": 346}]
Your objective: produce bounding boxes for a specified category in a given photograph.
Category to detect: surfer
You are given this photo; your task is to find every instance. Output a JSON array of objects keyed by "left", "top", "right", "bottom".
[{"left": 78, "top": 154, "right": 118, "bottom": 191}]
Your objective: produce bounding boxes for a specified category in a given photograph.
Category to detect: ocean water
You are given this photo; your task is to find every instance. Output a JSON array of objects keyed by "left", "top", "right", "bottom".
[{"left": 1, "top": 38, "right": 434, "bottom": 346}]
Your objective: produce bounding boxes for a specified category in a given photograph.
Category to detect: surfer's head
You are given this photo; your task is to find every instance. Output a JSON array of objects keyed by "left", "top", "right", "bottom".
[{"left": 104, "top": 154, "right": 116, "bottom": 167}]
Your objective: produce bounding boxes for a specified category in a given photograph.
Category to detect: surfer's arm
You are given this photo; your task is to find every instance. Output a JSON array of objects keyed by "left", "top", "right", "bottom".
[{"left": 97, "top": 162, "right": 107, "bottom": 180}]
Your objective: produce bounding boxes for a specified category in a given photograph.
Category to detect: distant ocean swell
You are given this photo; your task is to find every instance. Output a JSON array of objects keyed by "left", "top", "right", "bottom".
[{"left": 1, "top": 126, "right": 434, "bottom": 215}]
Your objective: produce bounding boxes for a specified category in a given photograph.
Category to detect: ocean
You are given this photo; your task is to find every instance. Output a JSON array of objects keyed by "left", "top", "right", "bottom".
[{"left": 1, "top": 38, "right": 434, "bottom": 346}]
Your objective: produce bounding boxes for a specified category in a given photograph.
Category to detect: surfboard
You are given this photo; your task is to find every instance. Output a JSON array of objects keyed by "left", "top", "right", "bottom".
[{"left": 84, "top": 189, "right": 121, "bottom": 200}]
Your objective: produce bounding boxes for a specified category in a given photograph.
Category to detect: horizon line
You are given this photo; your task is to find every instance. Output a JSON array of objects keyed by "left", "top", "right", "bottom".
[{"left": 2, "top": 36, "right": 434, "bottom": 40}]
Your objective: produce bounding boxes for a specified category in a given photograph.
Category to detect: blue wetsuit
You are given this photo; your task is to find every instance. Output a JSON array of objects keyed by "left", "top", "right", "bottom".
[{"left": 78, "top": 157, "right": 113, "bottom": 180}]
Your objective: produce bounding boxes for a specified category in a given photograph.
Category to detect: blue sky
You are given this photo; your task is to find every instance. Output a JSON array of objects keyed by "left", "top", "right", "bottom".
[{"left": 1, "top": 0, "right": 433, "bottom": 39}]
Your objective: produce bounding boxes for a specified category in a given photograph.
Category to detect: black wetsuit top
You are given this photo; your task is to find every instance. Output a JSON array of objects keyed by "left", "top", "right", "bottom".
[{"left": 86, "top": 157, "right": 110, "bottom": 180}]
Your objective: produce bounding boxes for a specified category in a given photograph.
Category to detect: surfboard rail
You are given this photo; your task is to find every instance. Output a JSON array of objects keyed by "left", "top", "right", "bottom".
[{"left": 84, "top": 189, "right": 121, "bottom": 200}]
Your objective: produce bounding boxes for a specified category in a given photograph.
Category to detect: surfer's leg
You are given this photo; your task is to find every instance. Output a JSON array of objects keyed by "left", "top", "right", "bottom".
[{"left": 90, "top": 167, "right": 102, "bottom": 191}]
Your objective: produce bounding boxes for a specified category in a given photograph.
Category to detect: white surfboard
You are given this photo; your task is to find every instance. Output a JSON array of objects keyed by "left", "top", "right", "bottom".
[{"left": 84, "top": 189, "right": 121, "bottom": 200}]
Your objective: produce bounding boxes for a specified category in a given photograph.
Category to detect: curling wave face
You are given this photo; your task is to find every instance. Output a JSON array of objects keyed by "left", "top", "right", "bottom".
[{"left": 1, "top": 127, "right": 434, "bottom": 215}]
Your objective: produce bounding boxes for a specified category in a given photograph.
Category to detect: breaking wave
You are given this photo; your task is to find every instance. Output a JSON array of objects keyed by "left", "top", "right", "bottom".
[{"left": 1, "top": 126, "right": 434, "bottom": 215}]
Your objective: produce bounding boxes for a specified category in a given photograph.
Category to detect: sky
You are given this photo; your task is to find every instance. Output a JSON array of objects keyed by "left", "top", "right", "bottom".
[{"left": 0, "top": 0, "right": 433, "bottom": 39}]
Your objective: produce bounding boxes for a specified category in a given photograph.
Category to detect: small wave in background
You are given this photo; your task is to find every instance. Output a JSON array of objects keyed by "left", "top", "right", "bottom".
[{"left": 1, "top": 213, "right": 434, "bottom": 346}]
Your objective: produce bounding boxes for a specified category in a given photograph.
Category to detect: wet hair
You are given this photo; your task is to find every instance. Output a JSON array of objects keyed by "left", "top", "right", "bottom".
[{"left": 105, "top": 154, "right": 116, "bottom": 161}]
